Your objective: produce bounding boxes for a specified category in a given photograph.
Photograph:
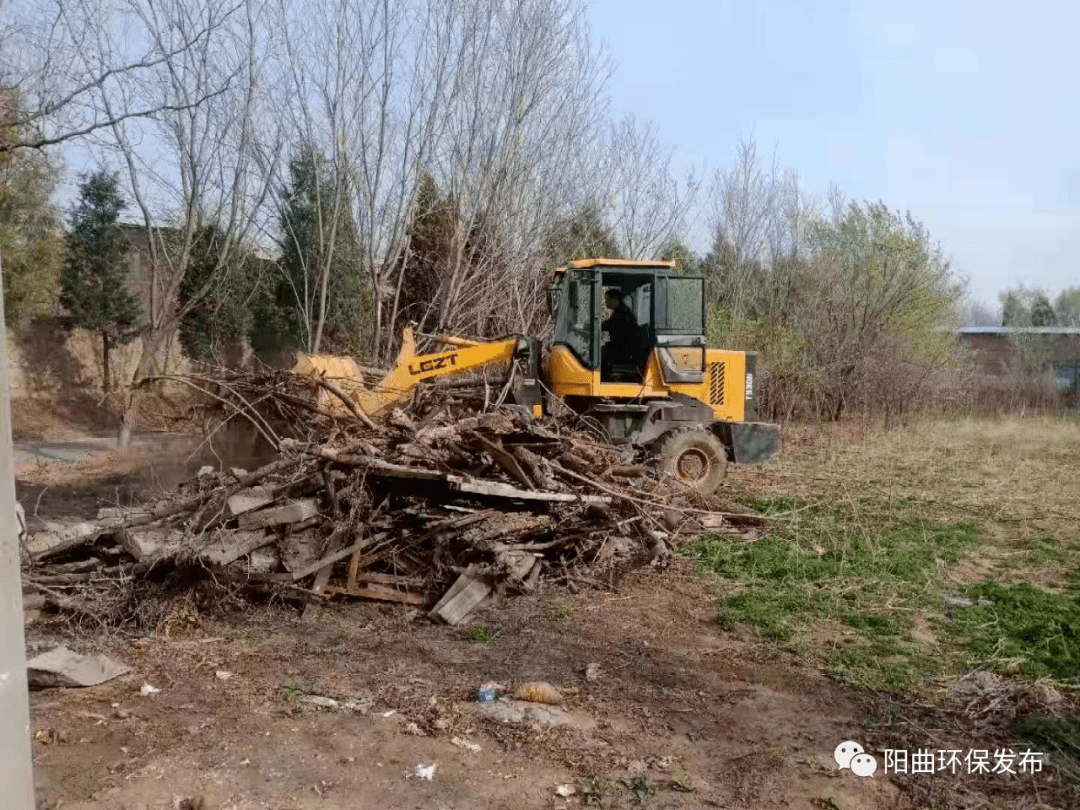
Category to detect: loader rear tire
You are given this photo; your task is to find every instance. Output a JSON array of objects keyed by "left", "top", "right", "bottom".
[{"left": 655, "top": 427, "right": 728, "bottom": 496}]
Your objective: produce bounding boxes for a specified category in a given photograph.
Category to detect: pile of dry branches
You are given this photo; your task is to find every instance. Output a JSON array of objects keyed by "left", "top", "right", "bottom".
[{"left": 23, "top": 368, "right": 765, "bottom": 630}]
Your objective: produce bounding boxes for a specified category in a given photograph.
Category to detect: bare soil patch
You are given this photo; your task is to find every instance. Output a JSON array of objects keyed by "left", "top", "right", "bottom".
[
  {"left": 11, "top": 395, "right": 119, "bottom": 441},
  {"left": 30, "top": 565, "right": 910, "bottom": 810}
]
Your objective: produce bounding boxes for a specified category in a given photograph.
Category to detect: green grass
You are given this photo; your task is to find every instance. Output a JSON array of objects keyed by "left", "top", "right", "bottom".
[
  {"left": 690, "top": 513, "right": 979, "bottom": 684},
  {"left": 1014, "top": 714, "right": 1080, "bottom": 791},
  {"left": 460, "top": 624, "right": 496, "bottom": 644},
  {"left": 687, "top": 416, "right": 1080, "bottom": 689},
  {"left": 944, "top": 581, "right": 1080, "bottom": 681}
]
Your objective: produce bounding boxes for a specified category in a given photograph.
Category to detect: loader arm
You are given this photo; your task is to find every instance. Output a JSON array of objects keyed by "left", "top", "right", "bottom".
[{"left": 293, "top": 327, "right": 519, "bottom": 419}]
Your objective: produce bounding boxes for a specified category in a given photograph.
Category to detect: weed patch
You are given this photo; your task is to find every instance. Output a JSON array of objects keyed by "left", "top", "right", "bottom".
[
  {"left": 459, "top": 624, "right": 496, "bottom": 645},
  {"left": 541, "top": 597, "right": 575, "bottom": 625},
  {"left": 945, "top": 581, "right": 1080, "bottom": 681},
  {"left": 1014, "top": 713, "right": 1080, "bottom": 795},
  {"left": 692, "top": 417, "right": 1080, "bottom": 689},
  {"left": 688, "top": 512, "right": 978, "bottom": 678}
]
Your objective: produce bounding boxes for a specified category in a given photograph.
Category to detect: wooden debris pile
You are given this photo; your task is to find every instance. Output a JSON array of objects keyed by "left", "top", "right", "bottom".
[{"left": 22, "top": 374, "right": 767, "bottom": 628}]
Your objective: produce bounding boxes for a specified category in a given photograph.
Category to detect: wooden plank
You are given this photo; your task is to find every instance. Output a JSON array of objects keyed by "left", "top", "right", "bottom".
[
  {"left": 238, "top": 498, "right": 320, "bottom": 530},
  {"left": 117, "top": 528, "right": 149, "bottom": 561},
  {"left": 291, "top": 533, "right": 388, "bottom": 583},
  {"left": 199, "top": 530, "right": 272, "bottom": 567},
  {"left": 323, "top": 585, "right": 427, "bottom": 605},
  {"left": 470, "top": 433, "right": 533, "bottom": 489},
  {"left": 118, "top": 527, "right": 185, "bottom": 562},
  {"left": 347, "top": 531, "right": 376, "bottom": 590},
  {"left": 30, "top": 522, "right": 107, "bottom": 561},
  {"left": 377, "top": 553, "right": 417, "bottom": 575},
  {"left": 512, "top": 446, "right": 554, "bottom": 489},
  {"left": 302, "top": 566, "right": 334, "bottom": 620},
  {"left": 96, "top": 456, "right": 306, "bottom": 537},
  {"left": 37, "top": 558, "right": 101, "bottom": 574},
  {"left": 299, "top": 528, "right": 360, "bottom": 621},
  {"left": 226, "top": 487, "right": 275, "bottom": 517},
  {"left": 97, "top": 506, "right": 152, "bottom": 522},
  {"left": 433, "top": 577, "right": 491, "bottom": 625},
  {"left": 273, "top": 473, "right": 324, "bottom": 501},
  {"left": 280, "top": 529, "right": 320, "bottom": 573},
  {"left": 290, "top": 545, "right": 358, "bottom": 581},
  {"left": 357, "top": 572, "right": 425, "bottom": 588},
  {"left": 429, "top": 572, "right": 474, "bottom": 618},
  {"left": 445, "top": 476, "right": 610, "bottom": 504}
]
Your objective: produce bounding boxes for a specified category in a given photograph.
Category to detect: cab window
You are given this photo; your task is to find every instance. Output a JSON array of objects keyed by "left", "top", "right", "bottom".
[{"left": 553, "top": 270, "right": 595, "bottom": 367}]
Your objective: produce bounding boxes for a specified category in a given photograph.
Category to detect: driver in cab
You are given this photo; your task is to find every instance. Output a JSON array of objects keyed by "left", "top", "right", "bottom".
[{"left": 601, "top": 288, "right": 638, "bottom": 374}]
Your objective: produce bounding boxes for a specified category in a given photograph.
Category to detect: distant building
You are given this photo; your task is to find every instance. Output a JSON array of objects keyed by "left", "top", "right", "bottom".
[
  {"left": 118, "top": 223, "right": 169, "bottom": 313},
  {"left": 117, "top": 223, "right": 280, "bottom": 317},
  {"left": 957, "top": 326, "right": 1080, "bottom": 394}
]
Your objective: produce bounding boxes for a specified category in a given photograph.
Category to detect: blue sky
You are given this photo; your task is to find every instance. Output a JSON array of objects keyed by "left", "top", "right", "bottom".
[{"left": 586, "top": 0, "right": 1080, "bottom": 307}]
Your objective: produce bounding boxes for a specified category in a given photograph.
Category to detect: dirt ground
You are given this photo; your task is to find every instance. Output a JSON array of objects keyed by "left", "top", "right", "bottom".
[
  {"left": 19, "top": 428, "right": 1072, "bottom": 810},
  {"left": 28, "top": 568, "right": 911, "bottom": 810}
]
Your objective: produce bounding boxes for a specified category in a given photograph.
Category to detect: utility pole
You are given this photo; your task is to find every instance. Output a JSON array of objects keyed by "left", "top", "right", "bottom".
[
  {"left": 0, "top": 0, "right": 38, "bottom": 791},
  {"left": 0, "top": 252, "right": 37, "bottom": 807}
]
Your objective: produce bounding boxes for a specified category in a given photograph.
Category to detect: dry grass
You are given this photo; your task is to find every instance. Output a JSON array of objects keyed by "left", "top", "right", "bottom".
[{"left": 810, "top": 415, "right": 1078, "bottom": 524}]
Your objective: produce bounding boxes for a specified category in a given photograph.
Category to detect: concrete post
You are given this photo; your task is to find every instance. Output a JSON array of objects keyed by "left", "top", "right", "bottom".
[{"left": 0, "top": 254, "right": 37, "bottom": 807}]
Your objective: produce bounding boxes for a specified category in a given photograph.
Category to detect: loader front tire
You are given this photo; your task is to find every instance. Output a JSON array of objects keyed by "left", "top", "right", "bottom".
[{"left": 655, "top": 427, "right": 728, "bottom": 496}]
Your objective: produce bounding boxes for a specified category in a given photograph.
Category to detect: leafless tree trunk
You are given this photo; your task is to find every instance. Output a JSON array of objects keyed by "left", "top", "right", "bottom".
[
  {"left": 264, "top": 0, "right": 364, "bottom": 354},
  {"left": 76, "top": 0, "right": 284, "bottom": 447},
  {"left": 284, "top": 0, "right": 612, "bottom": 357},
  {"left": 706, "top": 130, "right": 780, "bottom": 319},
  {"left": 601, "top": 113, "right": 700, "bottom": 260},
  {"left": 333, "top": 0, "right": 452, "bottom": 363},
  {"left": 416, "top": 0, "right": 611, "bottom": 339}
]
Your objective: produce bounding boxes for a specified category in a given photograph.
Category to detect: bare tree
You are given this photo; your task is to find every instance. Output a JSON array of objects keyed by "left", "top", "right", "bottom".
[
  {"left": 705, "top": 130, "right": 780, "bottom": 319},
  {"left": 273, "top": 0, "right": 612, "bottom": 356},
  {"left": 78, "top": 0, "right": 284, "bottom": 446},
  {"left": 0, "top": 0, "right": 234, "bottom": 152},
  {"left": 263, "top": 0, "right": 375, "bottom": 355},
  {"left": 764, "top": 169, "right": 815, "bottom": 262},
  {"left": 958, "top": 297, "right": 1000, "bottom": 327},
  {"left": 328, "top": 0, "right": 459, "bottom": 362},
  {"left": 415, "top": 0, "right": 611, "bottom": 340},
  {"left": 601, "top": 113, "right": 700, "bottom": 260}
]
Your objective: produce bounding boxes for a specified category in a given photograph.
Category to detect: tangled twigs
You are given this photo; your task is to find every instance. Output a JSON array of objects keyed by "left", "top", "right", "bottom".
[{"left": 25, "top": 368, "right": 765, "bottom": 630}]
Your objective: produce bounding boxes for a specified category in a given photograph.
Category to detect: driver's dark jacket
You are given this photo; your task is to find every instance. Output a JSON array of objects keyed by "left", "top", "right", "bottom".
[{"left": 602, "top": 304, "right": 638, "bottom": 365}]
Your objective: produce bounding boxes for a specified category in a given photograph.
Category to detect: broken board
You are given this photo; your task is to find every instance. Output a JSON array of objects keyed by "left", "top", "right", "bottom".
[{"left": 429, "top": 573, "right": 491, "bottom": 625}]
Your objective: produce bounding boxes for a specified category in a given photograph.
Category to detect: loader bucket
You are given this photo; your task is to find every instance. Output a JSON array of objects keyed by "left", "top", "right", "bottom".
[
  {"left": 291, "top": 328, "right": 421, "bottom": 419},
  {"left": 291, "top": 352, "right": 369, "bottom": 416}
]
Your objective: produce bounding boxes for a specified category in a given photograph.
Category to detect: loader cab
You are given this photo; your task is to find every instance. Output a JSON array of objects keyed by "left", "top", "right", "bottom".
[
  {"left": 550, "top": 259, "right": 707, "bottom": 387},
  {"left": 545, "top": 258, "right": 779, "bottom": 471}
]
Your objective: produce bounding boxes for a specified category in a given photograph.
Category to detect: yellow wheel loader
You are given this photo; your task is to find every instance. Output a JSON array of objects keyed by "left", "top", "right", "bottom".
[{"left": 293, "top": 259, "right": 780, "bottom": 495}]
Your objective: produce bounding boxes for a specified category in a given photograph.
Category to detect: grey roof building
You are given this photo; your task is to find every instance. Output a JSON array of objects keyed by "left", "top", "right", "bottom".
[{"left": 956, "top": 326, "right": 1080, "bottom": 394}]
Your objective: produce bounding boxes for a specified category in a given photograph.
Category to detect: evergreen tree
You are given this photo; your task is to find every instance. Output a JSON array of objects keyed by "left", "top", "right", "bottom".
[
  {"left": 59, "top": 170, "right": 141, "bottom": 392},
  {"left": 393, "top": 172, "right": 514, "bottom": 336},
  {"left": 1055, "top": 286, "right": 1080, "bottom": 327},
  {"left": 1030, "top": 293, "right": 1057, "bottom": 327},
  {"left": 1000, "top": 290, "right": 1030, "bottom": 327},
  {"left": 274, "top": 146, "right": 367, "bottom": 355},
  {"left": 658, "top": 235, "right": 698, "bottom": 272},
  {"left": 542, "top": 205, "right": 620, "bottom": 267},
  {"left": 396, "top": 173, "right": 453, "bottom": 328},
  {"left": 177, "top": 225, "right": 255, "bottom": 363}
]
